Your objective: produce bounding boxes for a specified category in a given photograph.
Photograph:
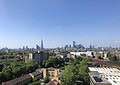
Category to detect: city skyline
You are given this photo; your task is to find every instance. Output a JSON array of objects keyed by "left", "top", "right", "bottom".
[
  {"left": 0, "top": 0, "right": 120, "bottom": 48},
  {"left": 1, "top": 40, "right": 120, "bottom": 49}
]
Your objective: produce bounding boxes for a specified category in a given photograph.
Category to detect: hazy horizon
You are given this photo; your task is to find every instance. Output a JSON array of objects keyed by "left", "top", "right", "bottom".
[{"left": 0, "top": 0, "right": 120, "bottom": 48}]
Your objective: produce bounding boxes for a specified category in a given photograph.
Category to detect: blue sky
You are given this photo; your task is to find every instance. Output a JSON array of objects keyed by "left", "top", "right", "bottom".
[{"left": 0, "top": 0, "right": 120, "bottom": 48}]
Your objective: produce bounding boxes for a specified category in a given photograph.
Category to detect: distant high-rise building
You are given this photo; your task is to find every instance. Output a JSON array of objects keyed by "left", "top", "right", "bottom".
[
  {"left": 64, "top": 45, "right": 69, "bottom": 50},
  {"left": 36, "top": 44, "right": 40, "bottom": 50},
  {"left": 23, "top": 46, "right": 25, "bottom": 50},
  {"left": 73, "top": 41, "right": 76, "bottom": 48},
  {"left": 26, "top": 46, "right": 29, "bottom": 50},
  {"left": 41, "top": 40, "right": 44, "bottom": 50},
  {"left": 77, "top": 44, "right": 85, "bottom": 49},
  {"left": 89, "top": 44, "right": 94, "bottom": 51}
]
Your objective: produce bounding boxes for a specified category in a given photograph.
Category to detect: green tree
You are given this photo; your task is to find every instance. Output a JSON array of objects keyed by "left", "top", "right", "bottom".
[
  {"left": 61, "top": 65, "right": 75, "bottom": 85},
  {"left": 44, "top": 76, "right": 50, "bottom": 83},
  {"left": 29, "top": 81, "right": 41, "bottom": 85},
  {"left": 0, "top": 61, "right": 38, "bottom": 83},
  {"left": 107, "top": 52, "right": 118, "bottom": 61},
  {"left": 61, "top": 58, "right": 89, "bottom": 85},
  {"left": 45, "top": 57, "right": 65, "bottom": 68}
]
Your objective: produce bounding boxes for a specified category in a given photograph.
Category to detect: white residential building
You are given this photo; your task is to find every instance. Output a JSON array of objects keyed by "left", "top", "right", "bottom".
[
  {"left": 88, "top": 67, "right": 120, "bottom": 85},
  {"left": 70, "top": 51, "right": 95, "bottom": 57}
]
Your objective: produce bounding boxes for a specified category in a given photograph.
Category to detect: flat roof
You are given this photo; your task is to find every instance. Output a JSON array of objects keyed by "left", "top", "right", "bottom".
[
  {"left": 93, "top": 76, "right": 103, "bottom": 82},
  {"left": 88, "top": 67, "right": 120, "bottom": 85}
]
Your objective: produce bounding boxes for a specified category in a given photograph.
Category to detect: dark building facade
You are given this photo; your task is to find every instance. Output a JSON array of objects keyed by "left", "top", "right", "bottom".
[
  {"left": 41, "top": 40, "right": 44, "bottom": 50},
  {"left": 33, "top": 51, "right": 49, "bottom": 64}
]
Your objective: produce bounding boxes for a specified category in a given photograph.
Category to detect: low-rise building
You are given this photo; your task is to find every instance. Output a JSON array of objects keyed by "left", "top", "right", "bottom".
[
  {"left": 2, "top": 74, "right": 32, "bottom": 85},
  {"left": 70, "top": 51, "right": 96, "bottom": 57},
  {"left": 25, "top": 51, "right": 49, "bottom": 64},
  {"left": 25, "top": 53, "right": 33, "bottom": 63},
  {"left": 88, "top": 67, "right": 120, "bottom": 85},
  {"left": 42, "top": 68, "right": 60, "bottom": 82},
  {"left": 2, "top": 69, "right": 43, "bottom": 85},
  {"left": 47, "top": 80, "right": 60, "bottom": 85},
  {"left": 89, "top": 71, "right": 111, "bottom": 85},
  {"left": 96, "top": 52, "right": 108, "bottom": 60}
]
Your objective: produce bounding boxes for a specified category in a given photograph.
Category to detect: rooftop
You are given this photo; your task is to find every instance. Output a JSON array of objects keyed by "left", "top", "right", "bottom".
[
  {"left": 89, "top": 67, "right": 120, "bottom": 85},
  {"left": 93, "top": 76, "right": 103, "bottom": 82}
]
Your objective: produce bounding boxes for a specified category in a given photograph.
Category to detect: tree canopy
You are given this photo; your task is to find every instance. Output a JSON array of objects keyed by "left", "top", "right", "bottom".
[
  {"left": 61, "top": 58, "right": 89, "bottom": 85},
  {"left": 44, "top": 57, "right": 65, "bottom": 68},
  {"left": 0, "top": 61, "right": 38, "bottom": 83}
]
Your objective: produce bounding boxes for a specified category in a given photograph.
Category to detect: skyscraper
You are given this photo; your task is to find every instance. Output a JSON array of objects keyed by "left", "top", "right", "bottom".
[
  {"left": 41, "top": 40, "right": 44, "bottom": 50},
  {"left": 36, "top": 44, "right": 40, "bottom": 50},
  {"left": 73, "top": 41, "right": 76, "bottom": 48}
]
